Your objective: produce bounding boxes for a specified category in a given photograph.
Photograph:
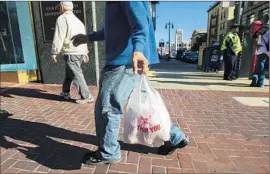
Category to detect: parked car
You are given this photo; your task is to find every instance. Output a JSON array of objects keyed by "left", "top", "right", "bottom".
[
  {"left": 182, "top": 51, "right": 199, "bottom": 63},
  {"left": 180, "top": 50, "right": 191, "bottom": 62},
  {"left": 176, "top": 49, "right": 186, "bottom": 60}
]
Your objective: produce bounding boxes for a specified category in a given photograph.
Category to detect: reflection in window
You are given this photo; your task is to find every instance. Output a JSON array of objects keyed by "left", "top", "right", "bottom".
[
  {"left": 248, "top": 14, "right": 255, "bottom": 24},
  {"left": 0, "top": 1, "right": 24, "bottom": 65},
  {"left": 259, "top": 8, "right": 270, "bottom": 21},
  {"left": 262, "top": 8, "right": 269, "bottom": 16}
]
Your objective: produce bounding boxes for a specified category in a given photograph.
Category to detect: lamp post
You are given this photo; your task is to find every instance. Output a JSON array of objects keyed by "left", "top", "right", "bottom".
[{"left": 165, "top": 21, "right": 174, "bottom": 61}]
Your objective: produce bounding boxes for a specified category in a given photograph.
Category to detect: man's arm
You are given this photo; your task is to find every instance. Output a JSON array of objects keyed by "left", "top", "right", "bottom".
[
  {"left": 121, "top": 2, "right": 149, "bottom": 53},
  {"left": 256, "top": 34, "right": 263, "bottom": 46},
  {"left": 88, "top": 29, "right": 105, "bottom": 41},
  {"left": 51, "top": 16, "right": 67, "bottom": 55},
  {"left": 72, "top": 29, "right": 104, "bottom": 46}
]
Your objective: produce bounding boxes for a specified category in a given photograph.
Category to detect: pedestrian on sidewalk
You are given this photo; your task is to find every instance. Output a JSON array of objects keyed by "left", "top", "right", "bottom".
[
  {"left": 51, "top": 1, "right": 94, "bottom": 104},
  {"left": 250, "top": 14, "right": 269, "bottom": 87},
  {"left": 72, "top": 1, "right": 189, "bottom": 165},
  {"left": 221, "top": 24, "right": 242, "bottom": 81}
]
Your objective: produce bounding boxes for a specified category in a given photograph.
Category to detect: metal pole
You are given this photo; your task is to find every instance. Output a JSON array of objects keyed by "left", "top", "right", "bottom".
[
  {"left": 169, "top": 21, "right": 171, "bottom": 58},
  {"left": 234, "top": 1, "right": 242, "bottom": 77},
  {"left": 91, "top": 1, "right": 100, "bottom": 87},
  {"left": 234, "top": 1, "right": 241, "bottom": 25}
]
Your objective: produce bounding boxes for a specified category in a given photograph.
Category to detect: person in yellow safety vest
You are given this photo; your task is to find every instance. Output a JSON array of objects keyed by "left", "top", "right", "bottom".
[{"left": 221, "top": 24, "right": 242, "bottom": 81}]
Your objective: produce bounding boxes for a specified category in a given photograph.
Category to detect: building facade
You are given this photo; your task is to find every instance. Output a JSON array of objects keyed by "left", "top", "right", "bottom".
[
  {"left": 207, "top": 2, "right": 220, "bottom": 46},
  {"left": 170, "top": 43, "right": 177, "bottom": 57},
  {"left": 191, "top": 29, "right": 207, "bottom": 51},
  {"left": 241, "top": 1, "right": 269, "bottom": 25},
  {"left": 217, "top": 2, "right": 235, "bottom": 44},
  {"left": 0, "top": 1, "right": 105, "bottom": 85},
  {"left": 175, "top": 29, "right": 183, "bottom": 51},
  {"left": 207, "top": 2, "right": 236, "bottom": 46},
  {"left": 181, "top": 40, "right": 191, "bottom": 50}
]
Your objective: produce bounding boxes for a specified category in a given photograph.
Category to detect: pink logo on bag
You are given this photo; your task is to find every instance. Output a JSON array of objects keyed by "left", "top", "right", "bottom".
[
  {"left": 137, "top": 113, "right": 160, "bottom": 133},
  {"left": 139, "top": 116, "right": 149, "bottom": 127}
]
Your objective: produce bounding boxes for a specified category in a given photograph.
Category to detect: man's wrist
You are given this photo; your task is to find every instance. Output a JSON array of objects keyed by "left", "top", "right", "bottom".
[
  {"left": 133, "top": 51, "right": 143, "bottom": 55},
  {"left": 133, "top": 41, "right": 145, "bottom": 53}
]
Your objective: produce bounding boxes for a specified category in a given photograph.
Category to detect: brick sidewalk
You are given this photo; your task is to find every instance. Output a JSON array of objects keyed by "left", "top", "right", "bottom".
[{"left": 0, "top": 83, "right": 269, "bottom": 174}]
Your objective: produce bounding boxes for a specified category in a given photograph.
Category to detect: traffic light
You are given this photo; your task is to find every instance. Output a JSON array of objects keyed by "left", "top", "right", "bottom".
[{"left": 159, "top": 42, "right": 164, "bottom": 47}]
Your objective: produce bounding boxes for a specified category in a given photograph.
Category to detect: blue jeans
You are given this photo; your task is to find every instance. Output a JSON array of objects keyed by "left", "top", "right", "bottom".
[
  {"left": 251, "top": 54, "right": 268, "bottom": 87},
  {"left": 62, "top": 55, "right": 92, "bottom": 99},
  {"left": 94, "top": 65, "right": 186, "bottom": 160}
]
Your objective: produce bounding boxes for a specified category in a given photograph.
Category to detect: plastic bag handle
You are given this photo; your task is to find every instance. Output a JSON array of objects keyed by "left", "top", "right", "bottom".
[
  {"left": 125, "top": 75, "right": 143, "bottom": 114},
  {"left": 139, "top": 75, "right": 154, "bottom": 116},
  {"left": 138, "top": 75, "right": 144, "bottom": 115},
  {"left": 141, "top": 75, "right": 156, "bottom": 97},
  {"left": 142, "top": 75, "right": 162, "bottom": 143}
]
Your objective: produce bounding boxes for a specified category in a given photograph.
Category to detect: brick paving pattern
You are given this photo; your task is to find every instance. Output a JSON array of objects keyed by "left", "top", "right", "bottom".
[{"left": 0, "top": 83, "right": 269, "bottom": 173}]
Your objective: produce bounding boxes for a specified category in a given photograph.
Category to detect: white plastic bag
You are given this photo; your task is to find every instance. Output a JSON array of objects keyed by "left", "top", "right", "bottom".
[{"left": 123, "top": 75, "right": 171, "bottom": 147}]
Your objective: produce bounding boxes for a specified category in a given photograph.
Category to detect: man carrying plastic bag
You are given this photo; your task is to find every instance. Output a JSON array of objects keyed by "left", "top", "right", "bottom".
[
  {"left": 72, "top": 1, "right": 189, "bottom": 165},
  {"left": 124, "top": 75, "right": 184, "bottom": 148}
]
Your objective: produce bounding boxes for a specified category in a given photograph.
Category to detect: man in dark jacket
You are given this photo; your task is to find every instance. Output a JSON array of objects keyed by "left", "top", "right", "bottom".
[
  {"left": 250, "top": 14, "right": 269, "bottom": 87},
  {"left": 220, "top": 24, "right": 242, "bottom": 80}
]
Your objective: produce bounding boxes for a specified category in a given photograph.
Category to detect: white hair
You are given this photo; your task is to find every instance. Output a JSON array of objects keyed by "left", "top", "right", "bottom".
[{"left": 60, "top": 1, "right": 73, "bottom": 11}]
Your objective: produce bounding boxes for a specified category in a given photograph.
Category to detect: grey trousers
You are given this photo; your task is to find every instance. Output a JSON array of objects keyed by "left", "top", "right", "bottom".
[{"left": 62, "top": 54, "right": 92, "bottom": 99}]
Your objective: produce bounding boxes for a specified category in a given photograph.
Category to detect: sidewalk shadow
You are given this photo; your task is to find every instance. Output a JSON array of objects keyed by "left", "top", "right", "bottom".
[
  {"left": 0, "top": 116, "right": 159, "bottom": 170},
  {"left": 0, "top": 87, "right": 75, "bottom": 103}
]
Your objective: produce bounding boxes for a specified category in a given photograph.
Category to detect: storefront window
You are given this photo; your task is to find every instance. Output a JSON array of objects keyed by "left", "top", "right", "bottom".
[
  {"left": 247, "top": 14, "right": 255, "bottom": 24},
  {"left": 0, "top": 1, "right": 24, "bottom": 65}
]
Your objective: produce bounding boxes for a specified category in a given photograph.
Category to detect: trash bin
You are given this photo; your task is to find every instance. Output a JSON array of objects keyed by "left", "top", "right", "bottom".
[
  {"left": 202, "top": 47, "right": 211, "bottom": 72},
  {"left": 208, "top": 45, "right": 221, "bottom": 72}
]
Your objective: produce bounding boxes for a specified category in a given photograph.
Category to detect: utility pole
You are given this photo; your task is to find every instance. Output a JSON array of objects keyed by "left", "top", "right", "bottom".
[
  {"left": 165, "top": 21, "right": 174, "bottom": 61},
  {"left": 234, "top": 1, "right": 242, "bottom": 25},
  {"left": 234, "top": 1, "right": 242, "bottom": 78}
]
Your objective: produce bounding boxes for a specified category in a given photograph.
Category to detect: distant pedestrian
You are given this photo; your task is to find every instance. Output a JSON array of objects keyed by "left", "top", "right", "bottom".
[
  {"left": 250, "top": 14, "right": 269, "bottom": 87},
  {"left": 221, "top": 24, "right": 242, "bottom": 81},
  {"left": 72, "top": 1, "right": 189, "bottom": 165},
  {"left": 51, "top": 1, "right": 94, "bottom": 104}
]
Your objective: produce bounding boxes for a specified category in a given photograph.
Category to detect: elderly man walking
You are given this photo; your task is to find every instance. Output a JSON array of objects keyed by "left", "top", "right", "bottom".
[{"left": 51, "top": 1, "right": 94, "bottom": 104}]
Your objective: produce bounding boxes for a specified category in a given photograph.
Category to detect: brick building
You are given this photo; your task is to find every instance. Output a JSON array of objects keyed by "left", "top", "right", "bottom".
[
  {"left": 207, "top": 2, "right": 236, "bottom": 46},
  {"left": 191, "top": 30, "right": 207, "bottom": 51}
]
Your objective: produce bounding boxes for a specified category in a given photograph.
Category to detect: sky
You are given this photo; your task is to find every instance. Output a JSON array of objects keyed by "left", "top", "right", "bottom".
[{"left": 155, "top": 1, "right": 215, "bottom": 46}]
